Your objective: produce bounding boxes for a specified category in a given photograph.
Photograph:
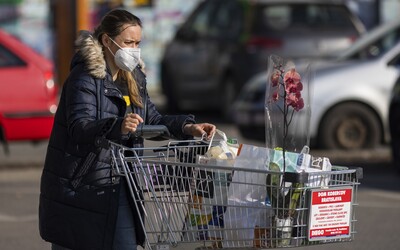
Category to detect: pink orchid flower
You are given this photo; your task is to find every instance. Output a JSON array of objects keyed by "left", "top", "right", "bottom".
[
  {"left": 270, "top": 66, "right": 304, "bottom": 111},
  {"left": 271, "top": 70, "right": 280, "bottom": 87},
  {"left": 284, "top": 68, "right": 301, "bottom": 84},
  {"left": 272, "top": 91, "right": 279, "bottom": 101}
]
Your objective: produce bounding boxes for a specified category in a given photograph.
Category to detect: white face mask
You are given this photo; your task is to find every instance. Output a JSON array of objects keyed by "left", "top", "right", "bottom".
[{"left": 107, "top": 37, "right": 140, "bottom": 72}]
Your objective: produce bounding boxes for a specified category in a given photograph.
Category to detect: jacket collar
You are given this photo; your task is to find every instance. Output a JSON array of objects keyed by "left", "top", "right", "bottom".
[{"left": 74, "top": 30, "right": 107, "bottom": 79}]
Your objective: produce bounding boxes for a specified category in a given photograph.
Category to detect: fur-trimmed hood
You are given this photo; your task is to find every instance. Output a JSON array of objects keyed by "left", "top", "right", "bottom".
[
  {"left": 74, "top": 30, "right": 107, "bottom": 79},
  {"left": 72, "top": 30, "right": 145, "bottom": 79}
]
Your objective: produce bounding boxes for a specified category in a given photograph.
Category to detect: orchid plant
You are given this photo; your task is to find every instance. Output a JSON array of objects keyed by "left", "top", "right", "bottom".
[
  {"left": 265, "top": 55, "right": 311, "bottom": 171},
  {"left": 265, "top": 55, "right": 312, "bottom": 246},
  {"left": 270, "top": 64, "right": 305, "bottom": 172}
]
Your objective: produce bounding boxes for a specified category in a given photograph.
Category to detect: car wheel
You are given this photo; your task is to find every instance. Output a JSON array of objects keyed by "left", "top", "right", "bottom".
[
  {"left": 161, "top": 63, "right": 180, "bottom": 112},
  {"left": 221, "top": 77, "right": 236, "bottom": 119},
  {"left": 165, "top": 95, "right": 181, "bottom": 113},
  {"left": 238, "top": 125, "right": 265, "bottom": 141},
  {"left": 319, "top": 103, "right": 381, "bottom": 149},
  {"left": 389, "top": 103, "right": 400, "bottom": 173}
]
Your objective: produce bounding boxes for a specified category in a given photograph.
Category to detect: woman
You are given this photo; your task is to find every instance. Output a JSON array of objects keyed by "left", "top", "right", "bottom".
[{"left": 39, "top": 9, "right": 216, "bottom": 250}]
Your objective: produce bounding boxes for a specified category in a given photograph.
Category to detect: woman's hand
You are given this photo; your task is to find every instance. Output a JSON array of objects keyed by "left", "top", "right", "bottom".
[
  {"left": 121, "top": 113, "right": 144, "bottom": 135},
  {"left": 184, "top": 123, "right": 216, "bottom": 140}
]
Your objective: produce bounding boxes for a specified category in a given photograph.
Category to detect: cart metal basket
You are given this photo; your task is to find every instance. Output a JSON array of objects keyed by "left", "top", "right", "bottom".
[{"left": 109, "top": 138, "right": 362, "bottom": 250}]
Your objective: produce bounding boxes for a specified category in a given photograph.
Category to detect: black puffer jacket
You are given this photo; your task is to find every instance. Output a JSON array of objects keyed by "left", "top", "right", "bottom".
[{"left": 39, "top": 31, "right": 195, "bottom": 250}]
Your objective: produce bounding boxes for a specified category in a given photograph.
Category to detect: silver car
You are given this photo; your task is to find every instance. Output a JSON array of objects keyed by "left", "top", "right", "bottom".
[{"left": 233, "top": 19, "right": 400, "bottom": 149}]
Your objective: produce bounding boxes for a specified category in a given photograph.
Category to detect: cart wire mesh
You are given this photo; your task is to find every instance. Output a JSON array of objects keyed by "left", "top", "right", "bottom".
[{"left": 110, "top": 139, "right": 362, "bottom": 249}]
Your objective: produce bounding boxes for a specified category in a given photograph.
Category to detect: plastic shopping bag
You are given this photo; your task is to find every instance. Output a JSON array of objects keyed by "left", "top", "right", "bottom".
[
  {"left": 223, "top": 144, "right": 273, "bottom": 248},
  {"left": 268, "top": 147, "right": 332, "bottom": 187},
  {"left": 205, "top": 129, "right": 239, "bottom": 160},
  {"left": 183, "top": 130, "right": 238, "bottom": 247}
]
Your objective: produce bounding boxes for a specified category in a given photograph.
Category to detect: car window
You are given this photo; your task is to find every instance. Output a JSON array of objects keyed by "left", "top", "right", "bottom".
[
  {"left": 184, "top": 0, "right": 218, "bottom": 38},
  {"left": 350, "top": 28, "right": 400, "bottom": 60},
  {"left": 209, "top": 0, "right": 243, "bottom": 39},
  {"left": 389, "top": 50, "right": 400, "bottom": 67},
  {"left": 253, "top": 4, "right": 358, "bottom": 36},
  {"left": 0, "top": 44, "right": 25, "bottom": 67},
  {"left": 391, "top": 76, "right": 400, "bottom": 99}
]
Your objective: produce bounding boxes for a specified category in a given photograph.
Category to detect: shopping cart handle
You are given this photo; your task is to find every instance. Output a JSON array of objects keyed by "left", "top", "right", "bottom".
[{"left": 134, "top": 125, "right": 172, "bottom": 141}]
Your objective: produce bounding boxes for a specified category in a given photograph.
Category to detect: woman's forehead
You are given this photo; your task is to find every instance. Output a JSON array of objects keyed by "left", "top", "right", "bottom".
[{"left": 118, "top": 24, "right": 141, "bottom": 41}]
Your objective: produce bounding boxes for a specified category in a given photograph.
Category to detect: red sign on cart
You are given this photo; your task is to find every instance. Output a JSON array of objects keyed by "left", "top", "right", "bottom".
[{"left": 308, "top": 187, "right": 353, "bottom": 241}]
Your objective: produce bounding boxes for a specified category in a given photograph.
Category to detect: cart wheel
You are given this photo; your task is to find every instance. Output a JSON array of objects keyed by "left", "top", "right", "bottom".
[
  {"left": 161, "top": 62, "right": 181, "bottom": 113},
  {"left": 389, "top": 102, "right": 400, "bottom": 173},
  {"left": 319, "top": 102, "right": 381, "bottom": 149},
  {"left": 238, "top": 125, "right": 265, "bottom": 141}
]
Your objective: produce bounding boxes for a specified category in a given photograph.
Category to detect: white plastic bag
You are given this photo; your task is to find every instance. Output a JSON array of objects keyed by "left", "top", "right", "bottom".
[
  {"left": 205, "top": 129, "right": 239, "bottom": 160},
  {"left": 223, "top": 144, "right": 272, "bottom": 248},
  {"left": 183, "top": 130, "right": 237, "bottom": 245}
]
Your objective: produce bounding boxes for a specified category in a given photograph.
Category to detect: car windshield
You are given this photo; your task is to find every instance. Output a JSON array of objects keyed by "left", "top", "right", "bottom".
[
  {"left": 0, "top": 44, "right": 25, "bottom": 67},
  {"left": 251, "top": 4, "right": 358, "bottom": 36},
  {"left": 336, "top": 19, "right": 400, "bottom": 61}
]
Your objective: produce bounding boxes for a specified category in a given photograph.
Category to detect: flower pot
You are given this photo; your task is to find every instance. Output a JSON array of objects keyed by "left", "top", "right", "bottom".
[{"left": 274, "top": 216, "right": 293, "bottom": 247}]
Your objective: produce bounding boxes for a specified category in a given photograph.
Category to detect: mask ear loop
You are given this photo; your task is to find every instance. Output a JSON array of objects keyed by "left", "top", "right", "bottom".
[
  {"left": 103, "top": 34, "right": 117, "bottom": 57},
  {"left": 109, "top": 37, "right": 138, "bottom": 60},
  {"left": 109, "top": 36, "right": 123, "bottom": 50},
  {"left": 107, "top": 46, "right": 116, "bottom": 57}
]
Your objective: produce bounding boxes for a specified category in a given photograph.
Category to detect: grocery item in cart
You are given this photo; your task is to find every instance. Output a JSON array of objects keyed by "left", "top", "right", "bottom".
[
  {"left": 205, "top": 129, "right": 239, "bottom": 160},
  {"left": 183, "top": 130, "right": 237, "bottom": 246},
  {"left": 268, "top": 147, "right": 333, "bottom": 187}
]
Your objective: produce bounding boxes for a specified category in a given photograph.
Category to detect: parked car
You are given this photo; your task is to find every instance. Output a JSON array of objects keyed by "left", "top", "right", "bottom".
[
  {"left": 161, "top": 0, "right": 366, "bottom": 115},
  {"left": 337, "top": 18, "right": 400, "bottom": 61},
  {"left": 0, "top": 29, "right": 58, "bottom": 150},
  {"left": 389, "top": 77, "right": 400, "bottom": 173},
  {"left": 232, "top": 19, "right": 400, "bottom": 149}
]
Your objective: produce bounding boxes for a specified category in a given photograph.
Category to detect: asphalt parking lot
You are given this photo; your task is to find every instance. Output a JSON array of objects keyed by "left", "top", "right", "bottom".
[{"left": 0, "top": 92, "right": 399, "bottom": 249}]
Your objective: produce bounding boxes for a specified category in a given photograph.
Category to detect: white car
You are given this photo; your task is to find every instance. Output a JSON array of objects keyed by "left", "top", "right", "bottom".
[{"left": 233, "top": 19, "right": 400, "bottom": 149}]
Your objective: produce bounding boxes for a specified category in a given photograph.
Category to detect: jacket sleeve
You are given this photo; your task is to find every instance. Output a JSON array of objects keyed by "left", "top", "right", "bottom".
[{"left": 65, "top": 74, "right": 118, "bottom": 145}]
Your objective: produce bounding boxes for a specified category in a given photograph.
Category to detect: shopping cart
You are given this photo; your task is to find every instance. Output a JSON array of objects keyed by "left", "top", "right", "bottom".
[{"left": 109, "top": 127, "right": 362, "bottom": 250}]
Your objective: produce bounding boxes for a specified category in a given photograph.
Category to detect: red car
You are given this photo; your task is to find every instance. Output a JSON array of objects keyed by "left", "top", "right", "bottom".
[{"left": 0, "top": 29, "right": 58, "bottom": 146}]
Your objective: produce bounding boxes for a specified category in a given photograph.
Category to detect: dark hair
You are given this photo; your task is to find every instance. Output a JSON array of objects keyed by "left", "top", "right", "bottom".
[{"left": 94, "top": 9, "right": 142, "bottom": 42}]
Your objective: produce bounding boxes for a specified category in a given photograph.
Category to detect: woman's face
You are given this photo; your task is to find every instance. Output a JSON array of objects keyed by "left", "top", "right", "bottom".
[
  {"left": 110, "top": 24, "right": 142, "bottom": 51},
  {"left": 103, "top": 24, "right": 142, "bottom": 70}
]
